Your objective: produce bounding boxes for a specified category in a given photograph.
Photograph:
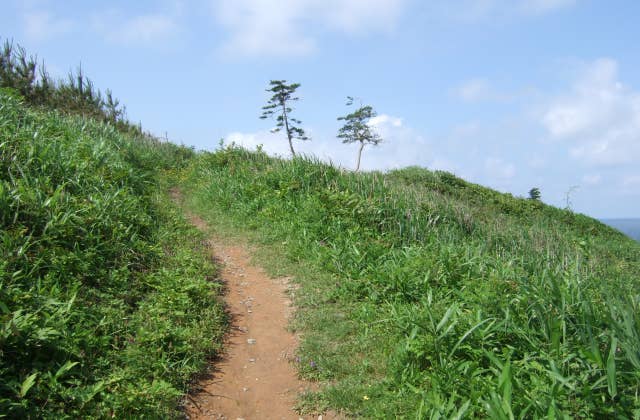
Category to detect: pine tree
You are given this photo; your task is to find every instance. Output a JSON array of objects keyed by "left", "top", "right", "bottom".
[
  {"left": 337, "top": 97, "right": 382, "bottom": 171},
  {"left": 260, "top": 80, "right": 309, "bottom": 157},
  {"left": 528, "top": 187, "right": 541, "bottom": 201}
]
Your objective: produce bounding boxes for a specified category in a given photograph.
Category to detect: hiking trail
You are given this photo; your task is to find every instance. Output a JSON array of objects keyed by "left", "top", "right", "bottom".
[{"left": 173, "top": 191, "right": 336, "bottom": 419}]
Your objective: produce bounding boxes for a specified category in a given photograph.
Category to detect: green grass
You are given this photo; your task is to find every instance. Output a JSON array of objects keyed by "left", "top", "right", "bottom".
[
  {"left": 181, "top": 144, "right": 640, "bottom": 418},
  {"left": 0, "top": 89, "right": 225, "bottom": 418}
]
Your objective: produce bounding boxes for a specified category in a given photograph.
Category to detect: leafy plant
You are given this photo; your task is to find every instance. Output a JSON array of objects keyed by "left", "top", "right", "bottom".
[{"left": 0, "top": 90, "right": 225, "bottom": 418}]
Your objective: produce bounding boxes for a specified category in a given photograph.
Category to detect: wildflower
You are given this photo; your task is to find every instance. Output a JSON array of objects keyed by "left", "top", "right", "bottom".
[{"left": 363, "top": 395, "right": 369, "bottom": 401}]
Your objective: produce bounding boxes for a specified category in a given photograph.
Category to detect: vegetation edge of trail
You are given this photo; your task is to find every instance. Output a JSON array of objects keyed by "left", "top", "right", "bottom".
[
  {"left": 179, "top": 145, "right": 640, "bottom": 418},
  {"left": 0, "top": 90, "right": 226, "bottom": 418}
]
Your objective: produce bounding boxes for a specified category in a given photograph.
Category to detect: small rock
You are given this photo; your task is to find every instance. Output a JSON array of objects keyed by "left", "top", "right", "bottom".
[
  {"left": 247, "top": 338, "right": 256, "bottom": 344},
  {"left": 247, "top": 309, "right": 253, "bottom": 313},
  {"left": 242, "top": 387, "right": 249, "bottom": 392},
  {"left": 249, "top": 358, "right": 256, "bottom": 363},
  {"left": 318, "top": 416, "right": 323, "bottom": 420}
]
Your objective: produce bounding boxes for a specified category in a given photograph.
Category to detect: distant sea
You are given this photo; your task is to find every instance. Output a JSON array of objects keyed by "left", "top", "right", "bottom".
[{"left": 601, "top": 218, "right": 640, "bottom": 242}]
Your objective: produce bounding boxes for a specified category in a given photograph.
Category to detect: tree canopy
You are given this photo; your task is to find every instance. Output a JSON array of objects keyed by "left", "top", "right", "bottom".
[
  {"left": 260, "top": 80, "right": 309, "bottom": 157},
  {"left": 337, "top": 97, "right": 382, "bottom": 171}
]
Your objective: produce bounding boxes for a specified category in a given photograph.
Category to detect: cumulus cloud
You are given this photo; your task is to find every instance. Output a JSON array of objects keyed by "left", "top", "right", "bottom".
[
  {"left": 321, "top": 0, "right": 406, "bottom": 34},
  {"left": 527, "top": 154, "right": 547, "bottom": 169},
  {"left": 620, "top": 175, "right": 640, "bottom": 194},
  {"left": 454, "top": 78, "right": 496, "bottom": 102},
  {"left": 369, "top": 114, "right": 403, "bottom": 129},
  {"left": 436, "top": 0, "right": 576, "bottom": 21},
  {"left": 359, "top": 113, "right": 434, "bottom": 170},
  {"left": 226, "top": 129, "right": 294, "bottom": 157},
  {"left": 541, "top": 58, "right": 640, "bottom": 166},
  {"left": 453, "top": 78, "right": 527, "bottom": 103},
  {"left": 23, "top": 11, "right": 74, "bottom": 41},
  {"left": 117, "top": 15, "right": 178, "bottom": 44},
  {"left": 582, "top": 173, "right": 602, "bottom": 186},
  {"left": 484, "top": 157, "right": 516, "bottom": 180},
  {"left": 93, "top": 12, "right": 179, "bottom": 46},
  {"left": 519, "top": 0, "right": 576, "bottom": 15},
  {"left": 223, "top": 113, "right": 451, "bottom": 172},
  {"left": 211, "top": 0, "right": 407, "bottom": 57},
  {"left": 226, "top": 128, "right": 363, "bottom": 168}
]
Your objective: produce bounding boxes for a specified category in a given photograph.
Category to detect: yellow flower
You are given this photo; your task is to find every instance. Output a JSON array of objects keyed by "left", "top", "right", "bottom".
[{"left": 363, "top": 395, "right": 370, "bottom": 401}]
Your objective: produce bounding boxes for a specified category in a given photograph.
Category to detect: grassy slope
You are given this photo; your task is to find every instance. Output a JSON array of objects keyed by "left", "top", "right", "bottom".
[
  {"left": 182, "top": 145, "right": 640, "bottom": 418},
  {"left": 0, "top": 90, "right": 225, "bottom": 418}
]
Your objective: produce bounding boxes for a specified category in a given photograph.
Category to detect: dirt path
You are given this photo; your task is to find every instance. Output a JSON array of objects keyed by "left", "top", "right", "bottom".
[{"left": 176, "top": 201, "right": 330, "bottom": 420}]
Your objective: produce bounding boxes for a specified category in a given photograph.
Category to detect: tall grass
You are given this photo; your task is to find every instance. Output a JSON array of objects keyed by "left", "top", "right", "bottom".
[
  {"left": 0, "top": 38, "right": 145, "bottom": 135},
  {"left": 183, "top": 144, "right": 640, "bottom": 418},
  {"left": 0, "top": 90, "right": 225, "bottom": 418}
]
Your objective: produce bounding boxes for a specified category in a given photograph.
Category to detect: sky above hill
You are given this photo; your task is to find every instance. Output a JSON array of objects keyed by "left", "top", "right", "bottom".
[{"left": 2, "top": 0, "right": 639, "bottom": 218}]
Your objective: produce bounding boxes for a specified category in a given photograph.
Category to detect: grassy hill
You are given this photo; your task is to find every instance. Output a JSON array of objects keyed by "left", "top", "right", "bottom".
[
  {"left": 3, "top": 40, "right": 639, "bottom": 418},
  {"left": 180, "top": 145, "right": 640, "bottom": 418},
  {"left": 0, "top": 90, "right": 225, "bottom": 418}
]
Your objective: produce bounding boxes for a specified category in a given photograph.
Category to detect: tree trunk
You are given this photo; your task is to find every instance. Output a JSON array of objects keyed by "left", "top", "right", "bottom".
[
  {"left": 355, "top": 142, "right": 365, "bottom": 172},
  {"left": 281, "top": 102, "right": 296, "bottom": 157}
]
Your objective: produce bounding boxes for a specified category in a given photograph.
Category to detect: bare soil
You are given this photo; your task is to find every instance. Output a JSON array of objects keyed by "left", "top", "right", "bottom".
[{"left": 176, "top": 199, "right": 335, "bottom": 419}]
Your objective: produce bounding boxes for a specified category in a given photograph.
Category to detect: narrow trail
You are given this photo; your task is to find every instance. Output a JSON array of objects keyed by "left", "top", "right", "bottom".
[{"left": 173, "top": 192, "right": 334, "bottom": 419}]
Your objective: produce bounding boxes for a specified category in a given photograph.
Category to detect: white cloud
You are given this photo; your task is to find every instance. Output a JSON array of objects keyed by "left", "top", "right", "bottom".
[
  {"left": 23, "top": 11, "right": 74, "bottom": 41},
  {"left": 226, "top": 129, "right": 293, "bottom": 157},
  {"left": 541, "top": 58, "right": 640, "bottom": 166},
  {"left": 582, "top": 173, "right": 602, "bottom": 186},
  {"left": 369, "top": 114, "right": 403, "bottom": 129},
  {"left": 118, "top": 15, "right": 178, "bottom": 43},
  {"left": 213, "top": 0, "right": 315, "bottom": 56},
  {"left": 527, "top": 154, "right": 547, "bottom": 169},
  {"left": 620, "top": 175, "right": 640, "bottom": 195},
  {"left": 224, "top": 113, "right": 452, "bottom": 172},
  {"left": 484, "top": 157, "right": 516, "bottom": 180},
  {"left": 451, "top": 121, "right": 481, "bottom": 137},
  {"left": 359, "top": 113, "right": 434, "bottom": 170},
  {"left": 453, "top": 78, "right": 527, "bottom": 103},
  {"left": 436, "top": 0, "right": 576, "bottom": 21},
  {"left": 520, "top": 0, "right": 576, "bottom": 15},
  {"left": 93, "top": 12, "right": 179, "bottom": 46},
  {"left": 336, "top": 112, "right": 441, "bottom": 171},
  {"left": 430, "top": 157, "right": 458, "bottom": 172},
  {"left": 321, "top": 0, "right": 406, "bottom": 34},
  {"left": 211, "top": 0, "right": 407, "bottom": 57},
  {"left": 455, "top": 78, "right": 492, "bottom": 102}
]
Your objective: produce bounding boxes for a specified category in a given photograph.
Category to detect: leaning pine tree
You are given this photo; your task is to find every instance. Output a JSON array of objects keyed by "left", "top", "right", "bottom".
[
  {"left": 260, "top": 80, "right": 309, "bottom": 157},
  {"left": 528, "top": 187, "right": 541, "bottom": 201},
  {"left": 337, "top": 97, "right": 382, "bottom": 171}
]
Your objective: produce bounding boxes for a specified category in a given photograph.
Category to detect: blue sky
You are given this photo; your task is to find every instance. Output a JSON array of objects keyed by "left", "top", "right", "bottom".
[{"left": 2, "top": 0, "right": 639, "bottom": 218}]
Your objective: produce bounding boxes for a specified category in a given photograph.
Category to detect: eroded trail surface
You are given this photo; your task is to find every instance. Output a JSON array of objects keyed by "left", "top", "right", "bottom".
[{"left": 180, "top": 209, "right": 326, "bottom": 420}]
